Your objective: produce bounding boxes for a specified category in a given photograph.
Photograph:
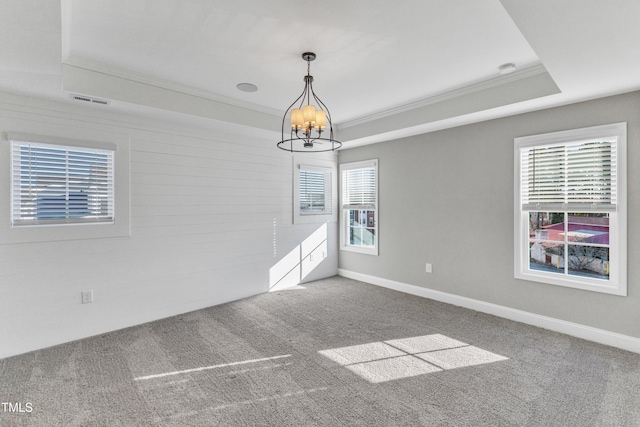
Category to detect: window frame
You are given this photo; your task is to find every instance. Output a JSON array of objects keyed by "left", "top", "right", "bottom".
[
  {"left": 340, "top": 159, "right": 378, "bottom": 256},
  {"left": 1, "top": 132, "right": 130, "bottom": 244},
  {"left": 292, "top": 155, "right": 337, "bottom": 224},
  {"left": 513, "top": 123, "right": 627, "bottom": 296}
]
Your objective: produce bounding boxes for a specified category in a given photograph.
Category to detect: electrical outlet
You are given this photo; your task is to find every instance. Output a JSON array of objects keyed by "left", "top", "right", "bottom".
[
  {"left": 425, "top": 263, "right": 432, "bottom": 273},
  {"left": 81, "top": 290, "right": 93, "bottom": 304},
  {"left": 310, "top": 253, "right": 315, "bottom": 262}
]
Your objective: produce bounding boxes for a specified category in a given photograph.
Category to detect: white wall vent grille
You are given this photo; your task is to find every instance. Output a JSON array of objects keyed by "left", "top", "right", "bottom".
[{"left": 70, "top": 94, "right": 110, "bottom": 106}]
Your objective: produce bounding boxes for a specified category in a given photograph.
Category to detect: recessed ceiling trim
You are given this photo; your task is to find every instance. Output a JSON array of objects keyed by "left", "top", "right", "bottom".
[
  {"left": 339, "top": 64, "right": 550, "bottom": 130},
  {"left": 61, "top": 63, "right": 281, "bottom": 134},
  {"left": 337, "top": 67, "right": 560, "bottom": 146},
  {"left": 63, "top": 55, "right": 282, "bottom": 117}
]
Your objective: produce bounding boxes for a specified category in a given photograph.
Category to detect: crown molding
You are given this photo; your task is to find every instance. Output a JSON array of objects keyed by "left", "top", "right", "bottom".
[{"left": 338, "top": 64, "right": 549, "bottom": 130}]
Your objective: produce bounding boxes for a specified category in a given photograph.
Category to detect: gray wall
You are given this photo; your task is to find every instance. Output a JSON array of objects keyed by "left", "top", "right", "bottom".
[
  {"left": 0, "top": 92, "right": 338, "bottom": 359},
  {"left": 339, "top": 91, "right": 640, "bottom": 338}
]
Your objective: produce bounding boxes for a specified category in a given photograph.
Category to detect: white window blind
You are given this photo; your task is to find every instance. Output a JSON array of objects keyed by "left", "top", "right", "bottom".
[
  {"left": 11, "top": 141, "right": 115, "bottom": 226},
  {"left": 341, "top": 162, "right": 377, "bottom": 210},
  {"left": 520, "top": 139, "right": 616, "bottom": 212},
  {"left": 300, "top": 168, "right": 331, "bottom": 215}
]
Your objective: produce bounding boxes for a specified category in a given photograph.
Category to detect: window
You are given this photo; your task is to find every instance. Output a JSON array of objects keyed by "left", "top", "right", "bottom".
[
  {"left": 514, "top": 123, "right": 626, "bottom": 295},
  {"left": 300, "top": 167, "right": 331, "bottom": 215},
  {"left": 1, "top": 132, "right": 129, "bottom": 244},
  {"left": 341, "top": 160, "right": 378, "bottom": 255},
  {"left": 293, "top": 156, "right": 337, "bottom": 224},
  {"left": 11, "top": 140, "right": 114, "bottom": 226}
]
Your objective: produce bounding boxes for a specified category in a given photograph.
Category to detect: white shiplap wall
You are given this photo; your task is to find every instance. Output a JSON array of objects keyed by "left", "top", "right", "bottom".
[{"left": 0, "top": 93, "right": 338, "bottom": 359}]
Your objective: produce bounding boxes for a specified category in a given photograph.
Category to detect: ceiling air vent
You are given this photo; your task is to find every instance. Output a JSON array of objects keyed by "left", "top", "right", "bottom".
[{"left": 70, "top": 94, "right": 110, "bottom": 106}]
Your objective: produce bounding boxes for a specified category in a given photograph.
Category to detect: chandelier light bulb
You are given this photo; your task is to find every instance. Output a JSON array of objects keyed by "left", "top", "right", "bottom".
[
  {"left": 303, "top": 105, "right": 317, "bottom": 126},
  {"left": 315, "top": 110, "right": 326, "bottom": 130},
  {"left": 290, "top": 109, "right": 303, "bottom": 130}
]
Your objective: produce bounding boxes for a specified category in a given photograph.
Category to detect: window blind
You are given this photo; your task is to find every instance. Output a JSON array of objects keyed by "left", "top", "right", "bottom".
[
  {"left": 342, "top": 163, "right": 376, "bottom": 210},
  {"left": 300, "top": 168, "right": 331, "bottom": 214},
  {"left": 11, "top": 141, "right": 115, "bottom": 225},
  {"left": 520, "top": 139, "right": 616, "bottom": 211}
]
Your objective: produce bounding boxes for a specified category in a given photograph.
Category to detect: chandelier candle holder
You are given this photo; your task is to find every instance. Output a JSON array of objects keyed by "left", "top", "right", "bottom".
[{"left": 278, "top": 52, "right": 342, "bottom": 152}]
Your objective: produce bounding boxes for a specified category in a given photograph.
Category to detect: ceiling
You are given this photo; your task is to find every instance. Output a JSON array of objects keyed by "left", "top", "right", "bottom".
[{"left": 2, "top": 0, "right": 640, "bottom": 148}]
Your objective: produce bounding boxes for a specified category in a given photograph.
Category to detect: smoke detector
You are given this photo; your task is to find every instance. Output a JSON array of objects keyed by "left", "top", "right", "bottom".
[{"left": 498, "top": 63, "right": 517, "bottom": 75}]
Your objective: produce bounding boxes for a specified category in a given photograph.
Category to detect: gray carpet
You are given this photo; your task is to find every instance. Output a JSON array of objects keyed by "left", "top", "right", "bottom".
[{"left": 2, "top": 276, "right": 640, "bottom": 426}]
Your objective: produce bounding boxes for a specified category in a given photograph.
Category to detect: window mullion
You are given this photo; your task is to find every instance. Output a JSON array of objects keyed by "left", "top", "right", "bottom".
[
  {"left": 564, "top": 212, "right": 569, "bottom": 276},
  {"left": 65, "top": 149, "right": 70, "bottom": 221}
]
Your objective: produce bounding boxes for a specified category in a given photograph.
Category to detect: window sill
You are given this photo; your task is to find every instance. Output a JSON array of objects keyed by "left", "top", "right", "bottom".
[
  {"left": 340, "top": 245, "right": 378, "bottom": 256},
  {"left": 515, "top": 269, "right": 626, "bottom": 296}
]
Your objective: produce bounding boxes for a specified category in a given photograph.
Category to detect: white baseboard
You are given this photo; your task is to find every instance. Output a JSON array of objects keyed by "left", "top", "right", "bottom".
[{"left": 338, "top": 269, "right": 640, "bottom": 354}]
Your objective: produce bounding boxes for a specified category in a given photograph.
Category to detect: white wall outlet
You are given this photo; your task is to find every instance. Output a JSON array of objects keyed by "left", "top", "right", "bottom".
[
  {"left": 310, "top": 253, "right": 315, "bottom": 262},
  {"left": 425, "top": 263, "right": 432, "bottom": 273},
  {"left": 82, "top": 290, "right": 93, "bottom": 304}
]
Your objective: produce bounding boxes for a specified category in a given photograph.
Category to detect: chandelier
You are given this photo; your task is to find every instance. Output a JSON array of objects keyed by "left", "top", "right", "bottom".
[{"left": 278, "top": 52, "right": 341, "bottom": 152}]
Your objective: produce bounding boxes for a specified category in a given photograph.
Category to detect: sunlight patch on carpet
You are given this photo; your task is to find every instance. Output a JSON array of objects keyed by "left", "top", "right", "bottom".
[
  {"left": 319, "top": 334, "right": 508, "bottom": 383},
  {"left": 134, "top": 354, "right": 291, "bottom": 381}
]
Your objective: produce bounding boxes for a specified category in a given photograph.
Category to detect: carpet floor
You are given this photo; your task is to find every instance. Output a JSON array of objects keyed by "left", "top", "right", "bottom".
[{"left": 2, "top": 276, "right": 640, "bottom": 426}]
